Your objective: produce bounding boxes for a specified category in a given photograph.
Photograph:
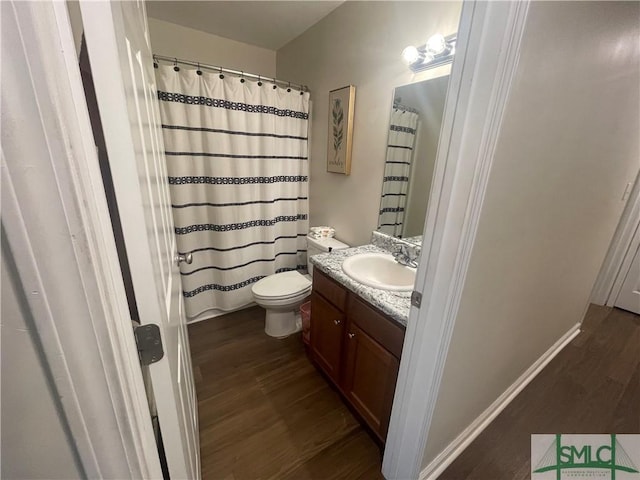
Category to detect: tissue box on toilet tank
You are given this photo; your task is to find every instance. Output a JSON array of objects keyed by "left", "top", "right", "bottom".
[{"left": 308, "top": 226, "right": 335, "bottom": 239}]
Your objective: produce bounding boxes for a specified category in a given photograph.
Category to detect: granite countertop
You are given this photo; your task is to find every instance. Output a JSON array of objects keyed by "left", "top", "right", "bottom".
[
  {"left": 309, "top": 244, "right": 412, "bottom": 327},
  {"left": 402, "top": 235, "right": 423, "bottom": 246}
]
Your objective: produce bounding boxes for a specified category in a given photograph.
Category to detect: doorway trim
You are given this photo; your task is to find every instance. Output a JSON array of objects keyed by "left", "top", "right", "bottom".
[
  {"left": 2, "top": 2, "right": 162, "bottom": 478},
  {"left": 382, "top": 1, "right": 531, "bottom": 478},
  {"left": 591, "top": 171, "right": 640, "bottom": 306}
]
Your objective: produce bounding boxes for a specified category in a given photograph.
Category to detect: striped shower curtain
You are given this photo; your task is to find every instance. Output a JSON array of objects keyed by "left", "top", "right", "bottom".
[
  {"left": 155, "top": 64, "right": 309, "bottom": 318},
  {"left": 377, "top": 108, "right": 419, "bottom": 237}
]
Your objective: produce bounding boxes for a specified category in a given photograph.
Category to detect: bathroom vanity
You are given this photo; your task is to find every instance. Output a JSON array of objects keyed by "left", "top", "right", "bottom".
[{"left": 308, "top": 241, "right": 414, "bottom": 443}]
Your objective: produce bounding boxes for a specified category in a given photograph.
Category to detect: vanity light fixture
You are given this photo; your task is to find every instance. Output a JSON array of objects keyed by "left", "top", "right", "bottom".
[
  {"left": 402, "top": 33, "right": 456, "bottom": 72},
  {"left": 426, "top": 33, "right": 448, "bottom": 55},
  {"left": 401, "top": 45, "right": 421, "bottom": 65}
]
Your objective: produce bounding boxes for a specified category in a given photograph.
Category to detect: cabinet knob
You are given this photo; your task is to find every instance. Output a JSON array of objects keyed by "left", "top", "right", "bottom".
[
  {"left": 333, "top": 319, "right": 342, "bottom": 326},
  {"left": 348, "top": 332, "right": 355, "bottom": 339}
]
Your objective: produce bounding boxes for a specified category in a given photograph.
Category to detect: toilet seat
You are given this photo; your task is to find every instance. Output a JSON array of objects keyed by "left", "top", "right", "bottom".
[
  {"left": 252, "top": 289, "right": 311, "bottom": 302},
  {"left": 251, "top": 271, "right": 312, "bottom": 301}
]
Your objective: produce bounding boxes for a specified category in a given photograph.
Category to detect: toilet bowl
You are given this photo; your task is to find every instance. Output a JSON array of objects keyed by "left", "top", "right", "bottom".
[
  {"left": 251, "top": 234, "right": 349, "bottom": 338},
  {"left": 252, "top": 271, "right": 312, "bottom": 338}
]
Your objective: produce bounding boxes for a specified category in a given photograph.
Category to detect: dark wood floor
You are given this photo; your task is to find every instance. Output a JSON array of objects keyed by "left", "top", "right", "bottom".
[
  {"left": 188, "top": 305, "right": 639, "bottom": 479},
  {"left": 439, "top": 305, "right": 640, "bottom": 479},
  {"left": 188, "top": 306, "right": 384, "bottom": 480}
]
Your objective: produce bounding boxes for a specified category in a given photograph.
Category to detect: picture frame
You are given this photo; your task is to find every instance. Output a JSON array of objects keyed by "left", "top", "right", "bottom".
[{"left": 327, "top": 85, "right": 356, "bottom": 175}]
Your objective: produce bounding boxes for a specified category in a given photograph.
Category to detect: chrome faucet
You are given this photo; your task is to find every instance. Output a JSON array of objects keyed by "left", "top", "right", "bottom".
[{"left": 393, "top": 243, "right": 418, "bottom": 268}]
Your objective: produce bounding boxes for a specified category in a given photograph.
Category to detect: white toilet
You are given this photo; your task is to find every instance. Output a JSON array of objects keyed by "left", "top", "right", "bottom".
[{"left": 251, "top": 235, "right": 349, "bottom": 338}]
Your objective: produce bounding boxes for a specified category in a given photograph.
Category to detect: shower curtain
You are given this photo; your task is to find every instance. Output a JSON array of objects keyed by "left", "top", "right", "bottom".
[
  {"left": 378, "top": 108, "right": 419, "bottom": 237},
  {"left": 155, "top": 64, "right": 310, "bottom": 318}
]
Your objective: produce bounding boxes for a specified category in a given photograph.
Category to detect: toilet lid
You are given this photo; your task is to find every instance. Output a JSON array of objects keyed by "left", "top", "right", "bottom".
[{"left": 251, "top": 271, "right": 312, "bottom": 298}]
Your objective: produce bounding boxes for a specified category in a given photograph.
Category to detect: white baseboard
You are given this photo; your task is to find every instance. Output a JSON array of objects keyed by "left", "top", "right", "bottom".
[{"left": 419, "top": 323, "right": 581, "bottom": 480}]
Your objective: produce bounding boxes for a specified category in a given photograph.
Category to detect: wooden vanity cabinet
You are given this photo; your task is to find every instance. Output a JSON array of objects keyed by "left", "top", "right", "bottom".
[
  {"left": 342, "top": 295, "right": 403, "bottom": 440},
  {"left": 309, "top": 269, "right": 405, "bottom": 442},
  {"left": 309, "top": 293, "right": 344, "bottom": 384}
]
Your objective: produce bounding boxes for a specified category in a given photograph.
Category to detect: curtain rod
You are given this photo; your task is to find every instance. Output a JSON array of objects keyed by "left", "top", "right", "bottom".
[{"left": 153, "top": 54, "right": 308, "bottom": 92}]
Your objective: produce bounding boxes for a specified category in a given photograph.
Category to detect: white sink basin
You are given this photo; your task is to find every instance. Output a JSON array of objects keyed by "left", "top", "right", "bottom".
[{"left": 341, "top": 253, "right": 416, "bottom": 291}]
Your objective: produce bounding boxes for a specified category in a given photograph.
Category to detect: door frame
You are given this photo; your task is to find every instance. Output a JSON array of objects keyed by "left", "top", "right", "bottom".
[
  {"left": 382, "top": 1, "right": 532, "bottom": 478},
  {"left": 591, "top": 171, "right": 640, "bottom": 306},
  {"left": 2, "top": 2, "right": 162, "bottom": 478}
]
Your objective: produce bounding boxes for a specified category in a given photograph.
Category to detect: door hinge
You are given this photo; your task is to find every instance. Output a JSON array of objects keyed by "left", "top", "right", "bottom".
[
  {"left": 134, "top": 324, "right": 164, "bottom": 366},
  {"left": 411, "top": 290, "right": 422, "bottom": 308}
]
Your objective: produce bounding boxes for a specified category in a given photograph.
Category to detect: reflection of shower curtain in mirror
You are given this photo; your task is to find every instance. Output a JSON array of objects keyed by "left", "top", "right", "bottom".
[
  {"left": 155, "top": 64, "right": 310, "bottom": 319},
  {"left": 378, "top": 108, "right": 419, "bottom": 237}
]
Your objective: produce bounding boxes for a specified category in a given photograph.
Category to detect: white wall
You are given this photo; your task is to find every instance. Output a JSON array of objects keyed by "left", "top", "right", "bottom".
[
  {"left": 1, "top": 252, "right": 83, "bottom": 479},
  {"left": 277, "top": 1, "right": 462, "bottom": 246},
  {"left": 64, "top": 5, "right": 278, "bottom": 80},
  {"left": 423, "top": 0, "right": 640, "bottom": 467},
  {"left": 148, "top": 18, "right": 276, "bottom": 78}
]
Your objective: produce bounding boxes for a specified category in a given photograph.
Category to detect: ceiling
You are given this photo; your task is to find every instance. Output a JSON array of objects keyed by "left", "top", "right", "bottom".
[{"left": 145, "top": 1, "right": 344, "bottom": 50}]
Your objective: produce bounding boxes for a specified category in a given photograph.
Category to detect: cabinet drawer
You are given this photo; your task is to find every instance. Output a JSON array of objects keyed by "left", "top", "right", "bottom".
[
  {"left": 347, "top": 295, "right": 405, "bottom": 359},
  {"left": 313, "top": 269, "right": 347, "bottom": 311}
]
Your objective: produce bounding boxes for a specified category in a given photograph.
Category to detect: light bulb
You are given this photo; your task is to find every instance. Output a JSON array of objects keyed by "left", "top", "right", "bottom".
[
  {"left": 422, "top": 52, "right": 435, "bottom": 64},
  {"left": 426, "top": 33, "right": 447, "bottom": 55},
  {"left": 402, "top": 46, "right": 421, "bottom": 65}
]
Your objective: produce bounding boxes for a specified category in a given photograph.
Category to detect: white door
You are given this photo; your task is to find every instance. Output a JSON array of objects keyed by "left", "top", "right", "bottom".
[
  {"left": 615, "top": 242, "right": 640, "bottom": 314},
  {"left": 80, "top": 1, "right": 200, "bottom": 478}
]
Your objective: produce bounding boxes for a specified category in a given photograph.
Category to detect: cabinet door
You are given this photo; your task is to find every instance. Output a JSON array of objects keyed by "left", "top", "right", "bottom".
[
  {"left": 342, "top": 323, "right": 400, "bottom": 441},
  {"left": 310, "top": 293, "right": 345, "bottom": 385}
]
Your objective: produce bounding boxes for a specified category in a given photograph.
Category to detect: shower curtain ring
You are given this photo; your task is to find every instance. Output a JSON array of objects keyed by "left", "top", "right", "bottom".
[
  {"left": 257, "top": 75, "right": 262, "bottom": 87},
  {"left": 173, "top": 58, "right": 180, "bottom": 72},
  {"left": 287, "top": 82, "right": 291, "bottom": 93},
  {"left": 219, "top": 66, "right": 224, "bottom": 79},
  {"left": 240, "top": 71, "right": 245, "bottom": 83},
  {"left": 153, "top": 55, "right": 158, "bottom": 69},
  {"left": 196, "top": 62, "right": 202, "bottom": 76}
]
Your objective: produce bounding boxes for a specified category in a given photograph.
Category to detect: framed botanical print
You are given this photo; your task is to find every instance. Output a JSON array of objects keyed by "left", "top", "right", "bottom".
[{"left": 327, "top": 85, "right": 356, "bottom": 175}]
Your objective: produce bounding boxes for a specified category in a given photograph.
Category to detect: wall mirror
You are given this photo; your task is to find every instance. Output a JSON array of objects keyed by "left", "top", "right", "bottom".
[{"left": 376, "top": 75, "right": 450, "bottom": 245}]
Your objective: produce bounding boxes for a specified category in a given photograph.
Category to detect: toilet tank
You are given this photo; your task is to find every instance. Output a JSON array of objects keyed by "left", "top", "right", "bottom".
[{"left": 306, "top": 235, "right": 349, "bottom": 276}]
